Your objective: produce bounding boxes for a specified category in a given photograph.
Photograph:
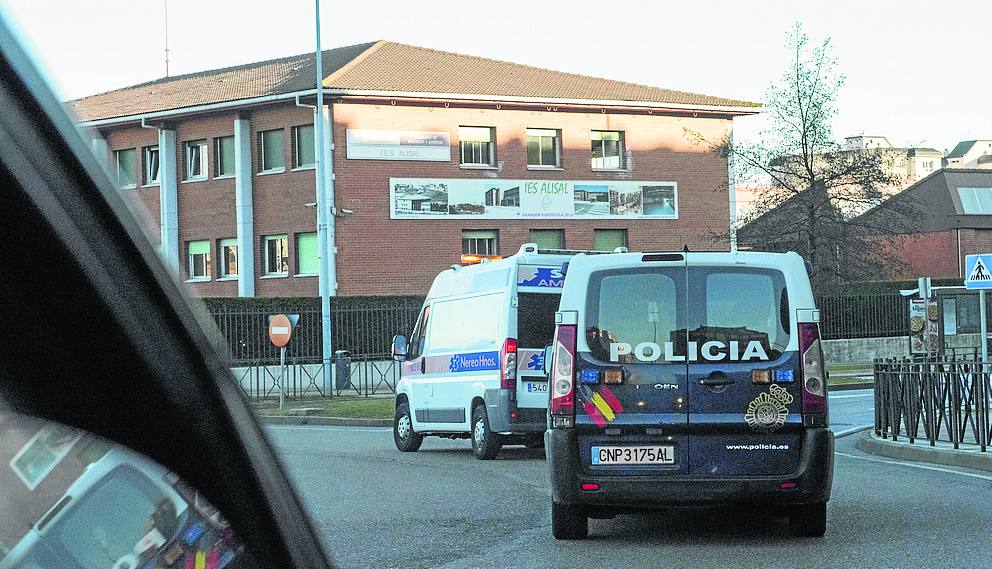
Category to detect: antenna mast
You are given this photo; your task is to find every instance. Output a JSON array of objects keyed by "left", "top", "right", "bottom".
[{"left": 164, "top": 0, "right": 171, "bottom": 76}]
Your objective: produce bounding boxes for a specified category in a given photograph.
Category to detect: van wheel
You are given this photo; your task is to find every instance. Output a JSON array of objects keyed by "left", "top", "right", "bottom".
[
  {"left": 471, "top": 405, "right": 501, "bottom": 460},
  {"left": 393, "top": 402, "right": 423, "bottom": 452},
  {"left": 551, "top": 502, "right": 588, "bottom": 540},
  {"left": 789, "top": 503, "right": 827, "bottom": 537}
]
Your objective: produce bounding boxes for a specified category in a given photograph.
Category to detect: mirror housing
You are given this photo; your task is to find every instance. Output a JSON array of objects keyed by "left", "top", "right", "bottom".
[
  {"left": 392, "top": 334, "right": 408, "bottom": 362},
  {"left": 542, "top": 343, "right": 554, "bottom": 376}
]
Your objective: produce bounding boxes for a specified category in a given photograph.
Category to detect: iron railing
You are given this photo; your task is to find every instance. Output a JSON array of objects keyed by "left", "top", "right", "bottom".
[
  {"left": 208, "top": 299, "right": 422, "bottom": 364},
  {"left": 817, "top": 292, "right": 909, "bottom": 340},
  {"left": 874, "top": 357, "right": 991, "bottom": 451},
  {"left": 232, "top": 356, "right": 400, "bottom": 400}
]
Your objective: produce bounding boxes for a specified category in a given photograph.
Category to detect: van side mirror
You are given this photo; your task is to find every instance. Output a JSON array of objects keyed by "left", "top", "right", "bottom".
[
  {"left": 543, "top": 343, "right": 554, "bottom": 376},
  {"left": 392, "top": 335, "right": 408, "bottom": 362}
]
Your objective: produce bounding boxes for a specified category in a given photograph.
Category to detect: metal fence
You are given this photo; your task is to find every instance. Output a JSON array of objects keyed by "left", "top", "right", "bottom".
[
  {"left": 817, "top": 292, "right": 909, "bottom": 340},
  {"left": 208, "top": 298, "right": 422, "bottom": 365},
  {"left": 231, "top": 356, "right": 401, "bottom": 400},
  {"left": 873, "top": 357, "right": 991, "bottom": 451}
]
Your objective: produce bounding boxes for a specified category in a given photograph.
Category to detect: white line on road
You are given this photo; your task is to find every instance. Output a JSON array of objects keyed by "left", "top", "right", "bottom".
[
  {"left": 265, "top": 425, "right": 389, "bottom": 433},
  {"left": 836, "top": 451, "right": 992, "bottom": 482}
]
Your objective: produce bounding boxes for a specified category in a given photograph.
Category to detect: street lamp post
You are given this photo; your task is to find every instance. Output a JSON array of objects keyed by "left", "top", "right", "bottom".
[{"left": 313, "top": 0, "right": 335, "bottom": 378}]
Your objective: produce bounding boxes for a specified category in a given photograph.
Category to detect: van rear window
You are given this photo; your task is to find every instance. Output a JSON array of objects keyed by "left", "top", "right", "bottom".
[
  {"left": 517, "top": 293, "right": 560, "bottom": 348},
  {"left": 689, "top": 268, "right": 789, "bottom": 360},
  {"left": 585, "top": 267, "right": 790, "bottom": 363}
]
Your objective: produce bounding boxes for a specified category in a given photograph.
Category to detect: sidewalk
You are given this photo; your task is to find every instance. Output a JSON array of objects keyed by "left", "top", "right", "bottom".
[{"left": 857, "top": 432, "right": 992, "bottom": 473}]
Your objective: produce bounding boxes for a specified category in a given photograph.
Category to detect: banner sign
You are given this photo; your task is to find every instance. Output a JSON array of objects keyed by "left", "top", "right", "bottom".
[
  {"left": 390, "top": 178, "right": 678, "bottom": 220},
  {"left": 347, "top": 130, "right": 451, "bottom": 161}
]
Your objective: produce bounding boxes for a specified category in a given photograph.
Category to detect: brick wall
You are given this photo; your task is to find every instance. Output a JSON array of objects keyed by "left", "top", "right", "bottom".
[
  {"left": 332, "top": 101, "right": 732, "bottom": 295},
  {"left": 874, "top": 230, "right": 959, "bottom": 279},
  {"left": 100, "top": 100, "right": 734, "bottom": 297}
]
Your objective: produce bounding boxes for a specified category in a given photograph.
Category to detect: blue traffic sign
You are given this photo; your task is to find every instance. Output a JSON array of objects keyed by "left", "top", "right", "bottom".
[{"left": 964, "top": 254, "right": 992, "bottom": 289}]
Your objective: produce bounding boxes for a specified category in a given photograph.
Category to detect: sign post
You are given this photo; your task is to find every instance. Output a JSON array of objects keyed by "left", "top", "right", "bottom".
[
  {"left": 268, "top": 314, "right": 299, "bottom": 409},
  {"left": 965, "top": 254, "right": 992, "bottom": 364}
]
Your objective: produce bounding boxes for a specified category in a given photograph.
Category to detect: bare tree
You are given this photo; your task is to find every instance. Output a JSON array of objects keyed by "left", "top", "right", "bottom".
[{"left": 692, "top": 24, "right": 917, "bottom": 291}]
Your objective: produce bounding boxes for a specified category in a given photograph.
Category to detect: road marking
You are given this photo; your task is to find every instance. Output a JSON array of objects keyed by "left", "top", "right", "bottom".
[
  {"left": 834, "top": 424, "right": 873, "bottom": 438},
  {"left": 831, "top": 393, "right": 874, "bottom": 400},
  {"left": 836, "top": 451, "right": 992, "bottom": 481},
  {"left": 265, "top": 425, "right": 389, "bottom": 433}
]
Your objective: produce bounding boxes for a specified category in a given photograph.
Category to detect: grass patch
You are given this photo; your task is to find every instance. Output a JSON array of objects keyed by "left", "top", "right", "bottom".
[
  {"left": 257, "top": 397, "right": 394, "bottom": 419},
  {"left": 826, "top": 363, "right": 873, "bottom": 373},
  {"left": 828, "top": 374, "right": 873, "bottom": 387}
]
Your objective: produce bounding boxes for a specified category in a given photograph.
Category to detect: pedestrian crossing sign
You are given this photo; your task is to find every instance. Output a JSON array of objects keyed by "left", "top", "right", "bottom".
[{"left": 965, "top": 254, "right": 992, "bottom": 289}]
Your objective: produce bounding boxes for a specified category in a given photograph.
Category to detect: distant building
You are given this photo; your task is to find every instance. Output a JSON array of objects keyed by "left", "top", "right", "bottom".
[
  {"left": 945, "top": 140, "right": 992, "bottom": 169},
  {"left": 858, "top": 169, "right": 992, "bottom": 279}
]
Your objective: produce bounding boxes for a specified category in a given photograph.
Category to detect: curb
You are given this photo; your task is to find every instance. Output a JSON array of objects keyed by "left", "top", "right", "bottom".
[
  {"left": 258, "top": 415, "right": 392, "bottom": 427},
  {"left": 856, "top": 432, "right": 992, "bottom": 473}
]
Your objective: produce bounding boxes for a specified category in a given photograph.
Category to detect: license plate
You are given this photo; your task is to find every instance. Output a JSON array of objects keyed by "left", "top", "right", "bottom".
[
  {"left": 591, "top": 445, "right": 675, "bottom": 465},
  {"left": 525, "top": 381, "right": 548, "bottom": 393}
]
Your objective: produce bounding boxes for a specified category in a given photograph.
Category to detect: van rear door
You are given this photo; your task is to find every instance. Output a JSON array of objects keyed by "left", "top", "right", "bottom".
[
  {"left": 684, "top": 262, "right": 803, "bottom": 476},
  {"left": 576, "top": 263, "right": 690, "bottom": 476},
  {"left": 515, "top": 291, "right": 560, "bottom": 410}
]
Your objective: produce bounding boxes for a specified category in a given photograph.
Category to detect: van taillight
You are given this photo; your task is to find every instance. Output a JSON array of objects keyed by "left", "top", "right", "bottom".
[
  {"left": 799, "top": 322, "right": 827, "bottom": 416},
  {"left": 501, "top": 338, "right": 517, "bottom": 390},
  {"left": 550, "top": 325, "right": 577, "bottom": 422}
]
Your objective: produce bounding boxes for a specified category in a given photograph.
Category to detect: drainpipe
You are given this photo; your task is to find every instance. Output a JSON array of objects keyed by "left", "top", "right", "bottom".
[
  {"left": 957, "top": 228, "right": 963, "bottom": 278},
  {"left": 727, "top": 122, "right": 737, "bottom": 253}
]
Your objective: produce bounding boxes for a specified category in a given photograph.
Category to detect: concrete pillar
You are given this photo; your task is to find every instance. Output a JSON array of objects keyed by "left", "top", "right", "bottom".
[
  {"left": 90, "top": 135, "right": 109, "bottom": 173},
  {"left": 234, "top": 117, "right": 256, "bottom": 297},
  {"left": 158, "top": 127, "right": 179, "bottom": 269}
]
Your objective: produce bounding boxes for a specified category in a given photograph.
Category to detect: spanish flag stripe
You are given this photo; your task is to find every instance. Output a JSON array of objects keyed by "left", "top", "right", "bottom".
[
  {"left": 591, "top": 393, "right": 615, "bottom": 421},
  {"left": 196, "top": 551, "right": 206, "bottom": 569},
  {"left": 599, "top": 386, "right": 624, "bottom": 413}
]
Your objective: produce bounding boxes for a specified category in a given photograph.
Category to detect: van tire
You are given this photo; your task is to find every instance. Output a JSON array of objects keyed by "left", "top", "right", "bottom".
[
  {"left": 789, "top": 503, "right": 827, "bottom": 537},
  {"left": 394, "top": 401, "right": 423, "bottom": 452},
  {"left": 471, "top": 405, "right": 501, "bottom": 460},
  {"left": 551, "top": 502, "right": 588, "bottom": 540}
]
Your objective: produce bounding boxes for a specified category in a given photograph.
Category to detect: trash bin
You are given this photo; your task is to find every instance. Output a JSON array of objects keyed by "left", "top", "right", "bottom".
[{"left": 335, "top": 350, "right": 352, "bottom": 389}]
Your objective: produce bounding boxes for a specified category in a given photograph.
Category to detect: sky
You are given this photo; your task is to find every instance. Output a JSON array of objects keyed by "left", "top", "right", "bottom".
[{"left": 1, "top": 0, "right": 988, "bottom": 152}]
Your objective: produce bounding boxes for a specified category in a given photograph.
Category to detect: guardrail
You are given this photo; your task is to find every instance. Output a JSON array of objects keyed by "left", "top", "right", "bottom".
[{"left": 874, "top": 357, "right": 991, "bottom": 451}]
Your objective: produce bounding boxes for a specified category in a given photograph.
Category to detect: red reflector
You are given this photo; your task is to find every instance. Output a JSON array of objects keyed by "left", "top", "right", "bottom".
[
  {"left": 510, "top": 411, "right": 517, "bottom": 418},
  {"left": 580, "top": 483, "right": 599, "bottom": 491},
  {"left": 779, "top": 481, "right": 798, "bottom": 490}
]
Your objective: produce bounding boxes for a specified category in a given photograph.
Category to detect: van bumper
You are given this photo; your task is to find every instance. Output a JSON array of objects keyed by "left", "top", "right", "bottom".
[
  {"left": 545, "top": 428, "right": 834, "bottom": 508},
  {"left": 485, "top": 389, "right": 546, "bottom": 434}
]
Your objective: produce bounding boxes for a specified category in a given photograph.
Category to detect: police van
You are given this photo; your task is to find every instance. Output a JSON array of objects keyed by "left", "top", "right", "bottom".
[
  {"left": 391, "top": 243, "right": 578, "bottom": 459},
  {"left": 1, "top": 449, "right": 243, "bottom": 569},
  {"left": 543, "top": 250, "right": 834, "bottom": 539}
]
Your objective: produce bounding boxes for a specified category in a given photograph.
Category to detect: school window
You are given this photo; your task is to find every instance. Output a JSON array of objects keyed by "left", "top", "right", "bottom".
[
  {"left": 143, "top": 145, "right": 159, "bottom": 185},
  {"left": 526, "top": 128, "right": 560, "bottom": 167},
  {"left": 9, "top": 423, "right": 81, "bottom": 490},
  {"left": 114, "top": 148, "right": 136, "bottom": 189},
  {"left": 459, "top": 126, "right": 495, "bottom": 166},
  {"left": 461, "top": 229, "right": 499, "bottom": 255},
  {"left": 591, "top": 130, "right": 624, "bottom": 169},
  {"left": 187, "top": 240, "right": 211, "bottom": 279},
  {"left": 530, "top": 229, "right": 565, "bottom": 250},
  {"left": 219, "top": 238, "right": 238, "bottom": 277},
  {"left": 264, "top": 234, "right": 289, "bottom": 275},
  {"left": 215, "top": 136, "right": 235, "bottom": 177},
  {"left": 184, "top": 139, "right": 208, "bottom": 180},
  {"left": 259, "top": 129, "right": 285, "bottom": 173},
  {"left": 296, "top": 232, "right": 319, "bottom": 275},
  {"left": 594, "top": 229, "right": 628, "bottom": 251},
  {"left": 293, "top": 124, "right": 316, "bottom": 168}
]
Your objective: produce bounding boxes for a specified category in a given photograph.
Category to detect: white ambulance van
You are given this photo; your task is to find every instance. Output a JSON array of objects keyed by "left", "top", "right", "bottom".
[{"left": 391, "top": 243, "right": 587, "bottom": 459}]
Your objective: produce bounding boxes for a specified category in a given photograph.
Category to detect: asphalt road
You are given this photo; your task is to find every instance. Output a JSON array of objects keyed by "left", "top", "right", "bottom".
[{"left": 265, "top": 390, "right": 992, "bottom": 569}]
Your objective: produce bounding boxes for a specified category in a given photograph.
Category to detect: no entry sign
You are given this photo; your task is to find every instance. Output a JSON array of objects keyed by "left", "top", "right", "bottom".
[{"left": 268, "top": 314, "right": 295, "bottom": 347}]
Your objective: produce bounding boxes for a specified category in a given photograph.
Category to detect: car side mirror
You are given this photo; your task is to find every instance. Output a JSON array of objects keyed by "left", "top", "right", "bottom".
[
  {"left": 392, "top": 334, "right": 408, "bottom": 362},
  {"left": 543, "top": 343, "right": 554, "bottom": 376}
]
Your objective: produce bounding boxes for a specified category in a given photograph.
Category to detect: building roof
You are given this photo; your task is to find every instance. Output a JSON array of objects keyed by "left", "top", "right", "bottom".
[
  {"left": 858, "top": 168, "right": 992, "bottom": 231},
  {"left": 947, "top": 140, "right": 980, "bottom": 159},
  {"left": 68, "top": 40, "right": 760, "bottom": 123}
]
